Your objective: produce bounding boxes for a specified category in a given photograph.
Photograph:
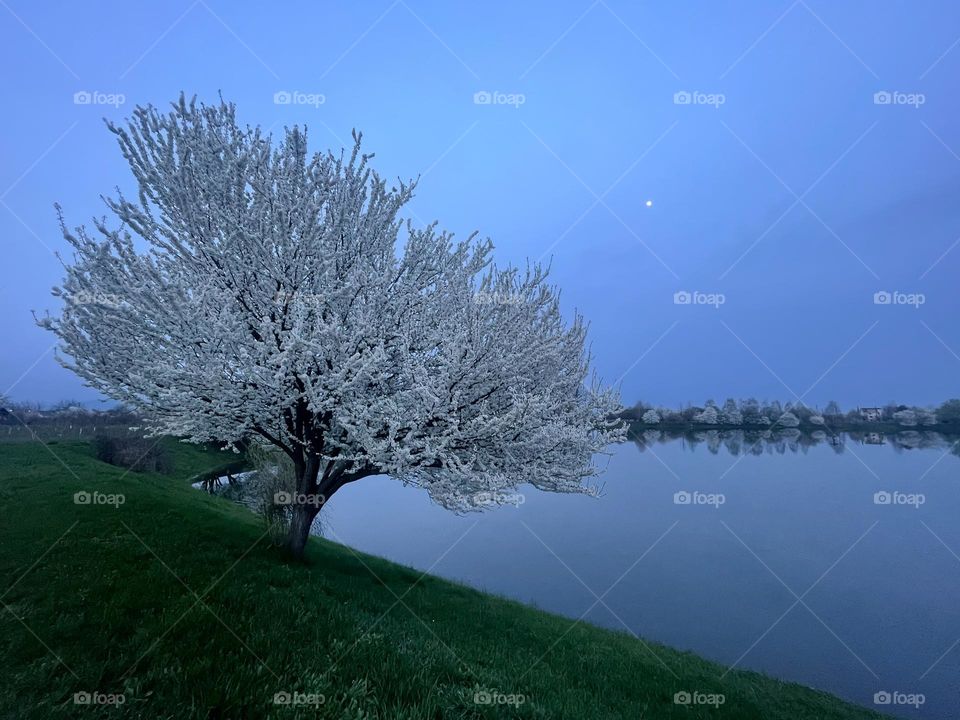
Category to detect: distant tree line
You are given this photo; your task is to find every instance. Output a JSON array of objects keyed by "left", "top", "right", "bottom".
[
  {"left": 0, "top": 396, "right": 174, "bottom": 472},
  {"left": 0, "top": 396, "right": 141, "bottom": 427},
  {"left": 621, "top": 398, "right": 960, "bottom": 429}
]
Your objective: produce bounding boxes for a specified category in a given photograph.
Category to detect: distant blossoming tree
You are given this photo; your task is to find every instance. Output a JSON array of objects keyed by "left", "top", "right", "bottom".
[
  {"left": 740, "top": 398, "right": 763, "bottom": 424},
  {"left": 39, "top": 96, "right": 624, "bottom": 558},
  {"left": 695, "top": 406, "right": 719, "bottom": 425},
  {"left": 776, "top": 412, "right": 800, "bottom": 428},
  {"left": 720, "top": 398, "right": 741, "bottom": 425},
  {"left": 892, "top": 410, "right": 917, "bottom": 427}
]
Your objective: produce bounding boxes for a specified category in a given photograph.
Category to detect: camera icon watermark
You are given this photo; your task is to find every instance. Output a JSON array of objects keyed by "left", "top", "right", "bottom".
[
  {"left": 674, "top": 290, "right": 725, "bottom": 308},
  {"left": 873, "top": 490, "right": 925, "bottom": 508},
  {"left": 673, "top": 90, "right": 725, "bottom": 108},
  {"left": 873, "top": 290, "right": 925, "bottom": 308},
  {"left": 474, "top": 688, "right": 526, "bottom": 706},
  {"left": 74, "top": 490, "right": 125, "bottom": 508},
  {"left": 273, "top": 90, "right": 326, "bottom": 108},
  {"left": 674, "top": 690, "right": 725, "bottom": 707},
  {"left": 73, "top": 90, "right": 126, "bottom": 108},
  {"left": 273, "top": 691, "right": 325, "bottom": 707},
  {"left": 273, "top": 491, "right": 326, "bottom": 507},
  {"left": 473, "top": 90, "right": 526, "bottom": 108},
  {"left": 674, "top": 490, "right": 726, "bottom": 508},
  {"left": 74, "top": 691, "right": 125, "bottom": 706},
  {"left": 873, "top": 690, "right": 925, "bottom": 708},
  {"left": 873, "top": 91, "right": 925, "bottom": 108}
]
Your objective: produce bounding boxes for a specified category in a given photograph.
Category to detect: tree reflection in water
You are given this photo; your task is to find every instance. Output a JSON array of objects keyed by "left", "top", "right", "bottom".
[{"left": 627, "top": 426, "right": 960, "bottom": 457}]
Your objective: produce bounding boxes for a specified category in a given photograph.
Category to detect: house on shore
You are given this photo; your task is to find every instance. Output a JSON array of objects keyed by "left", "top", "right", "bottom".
[{"left": 858, "top": 407, "right": 884, "bottom": 422}]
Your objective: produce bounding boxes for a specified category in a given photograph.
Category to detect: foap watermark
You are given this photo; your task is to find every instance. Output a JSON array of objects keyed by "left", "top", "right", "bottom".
[
  {"left": 274, "top": 491, "right": 326, "bottom": 507},
  {"left": 873, "top": 91, "right": 925, "bottom": 108},
  {"left": 74, "top": 490, "right": 124, "bottom": 508},
  {"left": 273, "top": 90, "right": 326, "bottom": 108},
  {"left": 473, "top": 490, "right": 525, "bottom": 507},
  {"left": 273, "top": 691, "right": 325, "bottom": 707},
  {"left": 873, "top": 690, "right": 925, "bottom": 709},
  {"left": 873, "top": 290, "right": 925, "bottom": 308},
  {"left": 674, "top": 490, "right": 725, "bottom": 508},
  {"left": 474, "top": 689, "right": 526, "bottom": 706},
  {"left": 74, "top": 691, "right": 125, "bottom": 706},
  {"left": 473, "top": 90, "right": 525, "bottom": 108},
  {"left": 273, "top": 290, "right": 325, "bottom": 313},
  {"left": 674, "top": 90, "right": 725, "bottom": 108},
  {"left": 674, "top": 290, "right": 725, "bottom": 308},
  {"left": 874, "top": 490, "right": 925, "bottom": 509},
  {"left": 73, "top": 90, "right": 125, "bottom": 108},
  {"left": 473, "top": 291, "right": 524, "bottom": 306},
  {"left": 72, "top": 291, "right": 124, "bottom": 309},
  {"left": 674, "top": 690, "right": 725, "bottom": 708}
]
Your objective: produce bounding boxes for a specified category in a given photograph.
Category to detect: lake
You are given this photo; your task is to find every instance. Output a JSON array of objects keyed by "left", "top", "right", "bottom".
[{"left": 213, "top": 432, "right": 960, "bottom": 719}]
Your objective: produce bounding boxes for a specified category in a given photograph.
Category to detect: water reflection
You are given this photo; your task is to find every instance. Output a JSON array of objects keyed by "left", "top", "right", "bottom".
[{"left": 628, "top": 427, "right": 960, "bottom": 456}]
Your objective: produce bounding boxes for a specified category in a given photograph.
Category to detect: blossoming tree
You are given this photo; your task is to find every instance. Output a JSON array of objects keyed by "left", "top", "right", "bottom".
[{"left": 40, "top": 96, "right": 624, "bottom": 558}]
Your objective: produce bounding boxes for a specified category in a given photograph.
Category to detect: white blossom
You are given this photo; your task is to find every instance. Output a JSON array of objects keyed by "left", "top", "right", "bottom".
[
  {"left": 641, "top": 409, "right": 660, "bottom": 424},
  {"left": 776, "top": 412, "right": 800, "bottom": 428},
  {"left": 695, "top": 406, "right": 719, "bottom": 424},
  {"left": 38, "top": 96, "right": 624, "bottom": 555},
  {"left": 720, "top": 399, "right": 741, "bottom": 425},
  {"left": 892, "top": 410, "right": 917, "bottom": 427}
]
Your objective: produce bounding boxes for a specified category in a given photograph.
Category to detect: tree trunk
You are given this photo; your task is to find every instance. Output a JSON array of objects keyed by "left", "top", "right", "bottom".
[
  {"left": 287, "top": 501, "right": 319, "bottom": 560},
  {"left": 283, "top": 457, "right": 374, "bottom": 560},
  {"left": 285, "top": 455, "right": 323, "bottom": 561}
]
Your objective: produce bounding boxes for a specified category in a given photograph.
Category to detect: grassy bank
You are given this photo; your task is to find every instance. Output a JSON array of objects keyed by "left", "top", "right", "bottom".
[{"left": 0, "top": 439, "right": 886, "bottom": 719}]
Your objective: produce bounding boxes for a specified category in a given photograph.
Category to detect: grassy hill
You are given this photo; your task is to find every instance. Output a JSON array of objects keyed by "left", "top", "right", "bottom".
[{"left": 0, "top": 438, "right": 887, "bottom": 719}]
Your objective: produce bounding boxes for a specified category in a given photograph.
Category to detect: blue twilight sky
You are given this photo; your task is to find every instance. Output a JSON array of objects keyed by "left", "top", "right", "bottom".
[{"left": 1, "top": 1, "right": 959, "bottom": 409}]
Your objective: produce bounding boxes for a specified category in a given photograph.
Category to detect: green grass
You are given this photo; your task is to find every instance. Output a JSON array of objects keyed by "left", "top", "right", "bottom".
[{"left": 0, "top": 439, "right": 887, "bottom": 719}]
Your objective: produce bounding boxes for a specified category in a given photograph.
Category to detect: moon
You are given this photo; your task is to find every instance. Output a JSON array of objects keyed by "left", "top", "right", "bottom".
[{"left": 645, "top": 200, "right": 653, "bottom": 207}]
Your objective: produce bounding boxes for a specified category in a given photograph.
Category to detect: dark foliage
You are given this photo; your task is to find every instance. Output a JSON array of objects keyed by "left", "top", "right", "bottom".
[{"left": 93, "top": 434, "right": 173, "bottom": 474}]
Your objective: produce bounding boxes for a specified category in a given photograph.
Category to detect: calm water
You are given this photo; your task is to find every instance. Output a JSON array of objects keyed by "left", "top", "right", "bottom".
[{"left": 223, "top": 434, "right": 960, "bottom": 718}]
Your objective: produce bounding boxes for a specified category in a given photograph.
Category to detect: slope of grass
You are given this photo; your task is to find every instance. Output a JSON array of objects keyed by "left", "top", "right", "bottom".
[{"left": 0, "top": 439, "right": 886, "bottom": 719}]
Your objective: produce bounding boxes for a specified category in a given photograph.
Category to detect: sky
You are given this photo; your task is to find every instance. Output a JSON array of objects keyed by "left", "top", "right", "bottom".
[{"left": 1, "top": 0, "right": 959, "bottom": 410}]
